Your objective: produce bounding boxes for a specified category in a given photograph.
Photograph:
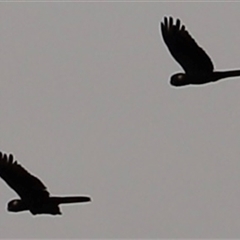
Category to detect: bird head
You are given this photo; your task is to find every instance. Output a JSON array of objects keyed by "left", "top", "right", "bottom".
[
  {"left": 7, "top": 199, "right": 28, "bottom": 212},
  {"left": 170, "top": 73, "right": 190, "bottom": 86}
]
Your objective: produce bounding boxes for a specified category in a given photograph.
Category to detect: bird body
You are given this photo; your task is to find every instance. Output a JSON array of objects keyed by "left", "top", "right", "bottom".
[
  {"left": 0, "top": 152, "right": 91, "bottom": 215},
  {"left": 170, "top": 70, "right": 240, "bottom": 86},
  {"left": 161, "top": 17, "right": 240, "bottom": 86},
  {"left": 8, "top": 196, "right": 91, "bottom": 215}
]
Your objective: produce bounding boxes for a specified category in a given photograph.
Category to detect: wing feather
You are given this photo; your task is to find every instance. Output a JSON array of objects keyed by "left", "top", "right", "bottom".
[
  {"left": 161, "top": 16, "right": 214, "bottom": 75},
  {"left": 0, "top": 152, "right": 49, "bottom": 201}
]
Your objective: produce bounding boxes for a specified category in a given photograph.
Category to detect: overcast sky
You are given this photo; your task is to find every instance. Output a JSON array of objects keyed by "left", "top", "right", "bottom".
[{"left": 1, "top": 1, "right": 240, "bottom": 238}]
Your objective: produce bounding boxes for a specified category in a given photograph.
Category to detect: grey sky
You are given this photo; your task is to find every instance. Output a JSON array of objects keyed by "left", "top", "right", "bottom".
[{"left": 1, "top": 2, "right": 240, "bottom": 238}]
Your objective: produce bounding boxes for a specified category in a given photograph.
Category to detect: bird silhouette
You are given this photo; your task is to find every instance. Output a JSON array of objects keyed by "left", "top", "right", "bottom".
[
  {"left": 0, "top": 151, "right": 91, "bottom": 215},
  {"left": 161, "top": 16, "right": 240, "bottom": 86}
]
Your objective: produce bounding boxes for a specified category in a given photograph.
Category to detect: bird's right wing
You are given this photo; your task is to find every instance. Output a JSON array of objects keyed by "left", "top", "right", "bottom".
[
  {"left": 161, "top": 16, "right": 214, "bottom": 75},
  {"left": 0, "top": 152, "right": 50, "bottom": 201}
]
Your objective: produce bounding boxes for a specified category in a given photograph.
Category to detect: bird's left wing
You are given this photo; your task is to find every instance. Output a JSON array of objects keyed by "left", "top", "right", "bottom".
[
  {"left": 0, "top": 152, "right": 50, "bottom": 201},
  {"left": 161, "top": 16, "right": 214, "bottom": 75}
]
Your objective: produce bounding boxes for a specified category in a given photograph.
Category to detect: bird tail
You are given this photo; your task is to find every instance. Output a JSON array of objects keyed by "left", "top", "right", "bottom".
[
  {"left": 214, "top": 70, "right": 240, "bottom": 81},
  {"left": 51, "top": 196, "right": 91, "bottom": 204}
]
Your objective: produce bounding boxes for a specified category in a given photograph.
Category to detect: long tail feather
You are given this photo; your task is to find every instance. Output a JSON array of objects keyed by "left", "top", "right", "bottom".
[
  {"left": 51, "top": 196, "right": 91, "bottom": 204},
  {"left": 214, "top": 70, "right": 240, "bottom": 80}
]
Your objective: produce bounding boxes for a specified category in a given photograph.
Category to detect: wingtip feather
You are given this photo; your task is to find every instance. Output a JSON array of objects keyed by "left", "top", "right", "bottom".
[{"left": 176, "top": 19, "right": 181, "bottom": 30}]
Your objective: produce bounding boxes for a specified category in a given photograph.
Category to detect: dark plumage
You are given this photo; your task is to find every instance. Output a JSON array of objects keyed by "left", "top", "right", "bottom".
[
  {"left": 0, "top": 151, "right": 91, "bottom": 215},
  {"left": 161, "top": 16, "right": 240, "bottom": 86}
]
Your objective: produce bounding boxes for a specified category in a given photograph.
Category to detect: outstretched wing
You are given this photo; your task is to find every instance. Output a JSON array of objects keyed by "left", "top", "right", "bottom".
[
  {"left": 0, "top": 152, "right": 49, "bottom": 201},
  {"left": 161, "top": 16, "right": 214, "bottom": 75}
]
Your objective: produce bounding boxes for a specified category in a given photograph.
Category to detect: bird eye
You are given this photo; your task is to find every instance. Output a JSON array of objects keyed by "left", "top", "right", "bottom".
[
  {"left": 177, "top": 74, "right": 184, "bottom": 80},
  {"left": 170, "top": 73, "right": 189, "bottom": 86},
  {"left": 12, "top": 200, "right": 18, "bottom": 206}
]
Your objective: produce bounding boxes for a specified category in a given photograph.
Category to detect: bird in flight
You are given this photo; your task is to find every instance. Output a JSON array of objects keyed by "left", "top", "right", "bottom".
[
  {"left": 161, "top": 16, "right": 240, "bottom": 86},
  {"left": 0, "top": 151, "right": 91, "bottom": 215}
]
